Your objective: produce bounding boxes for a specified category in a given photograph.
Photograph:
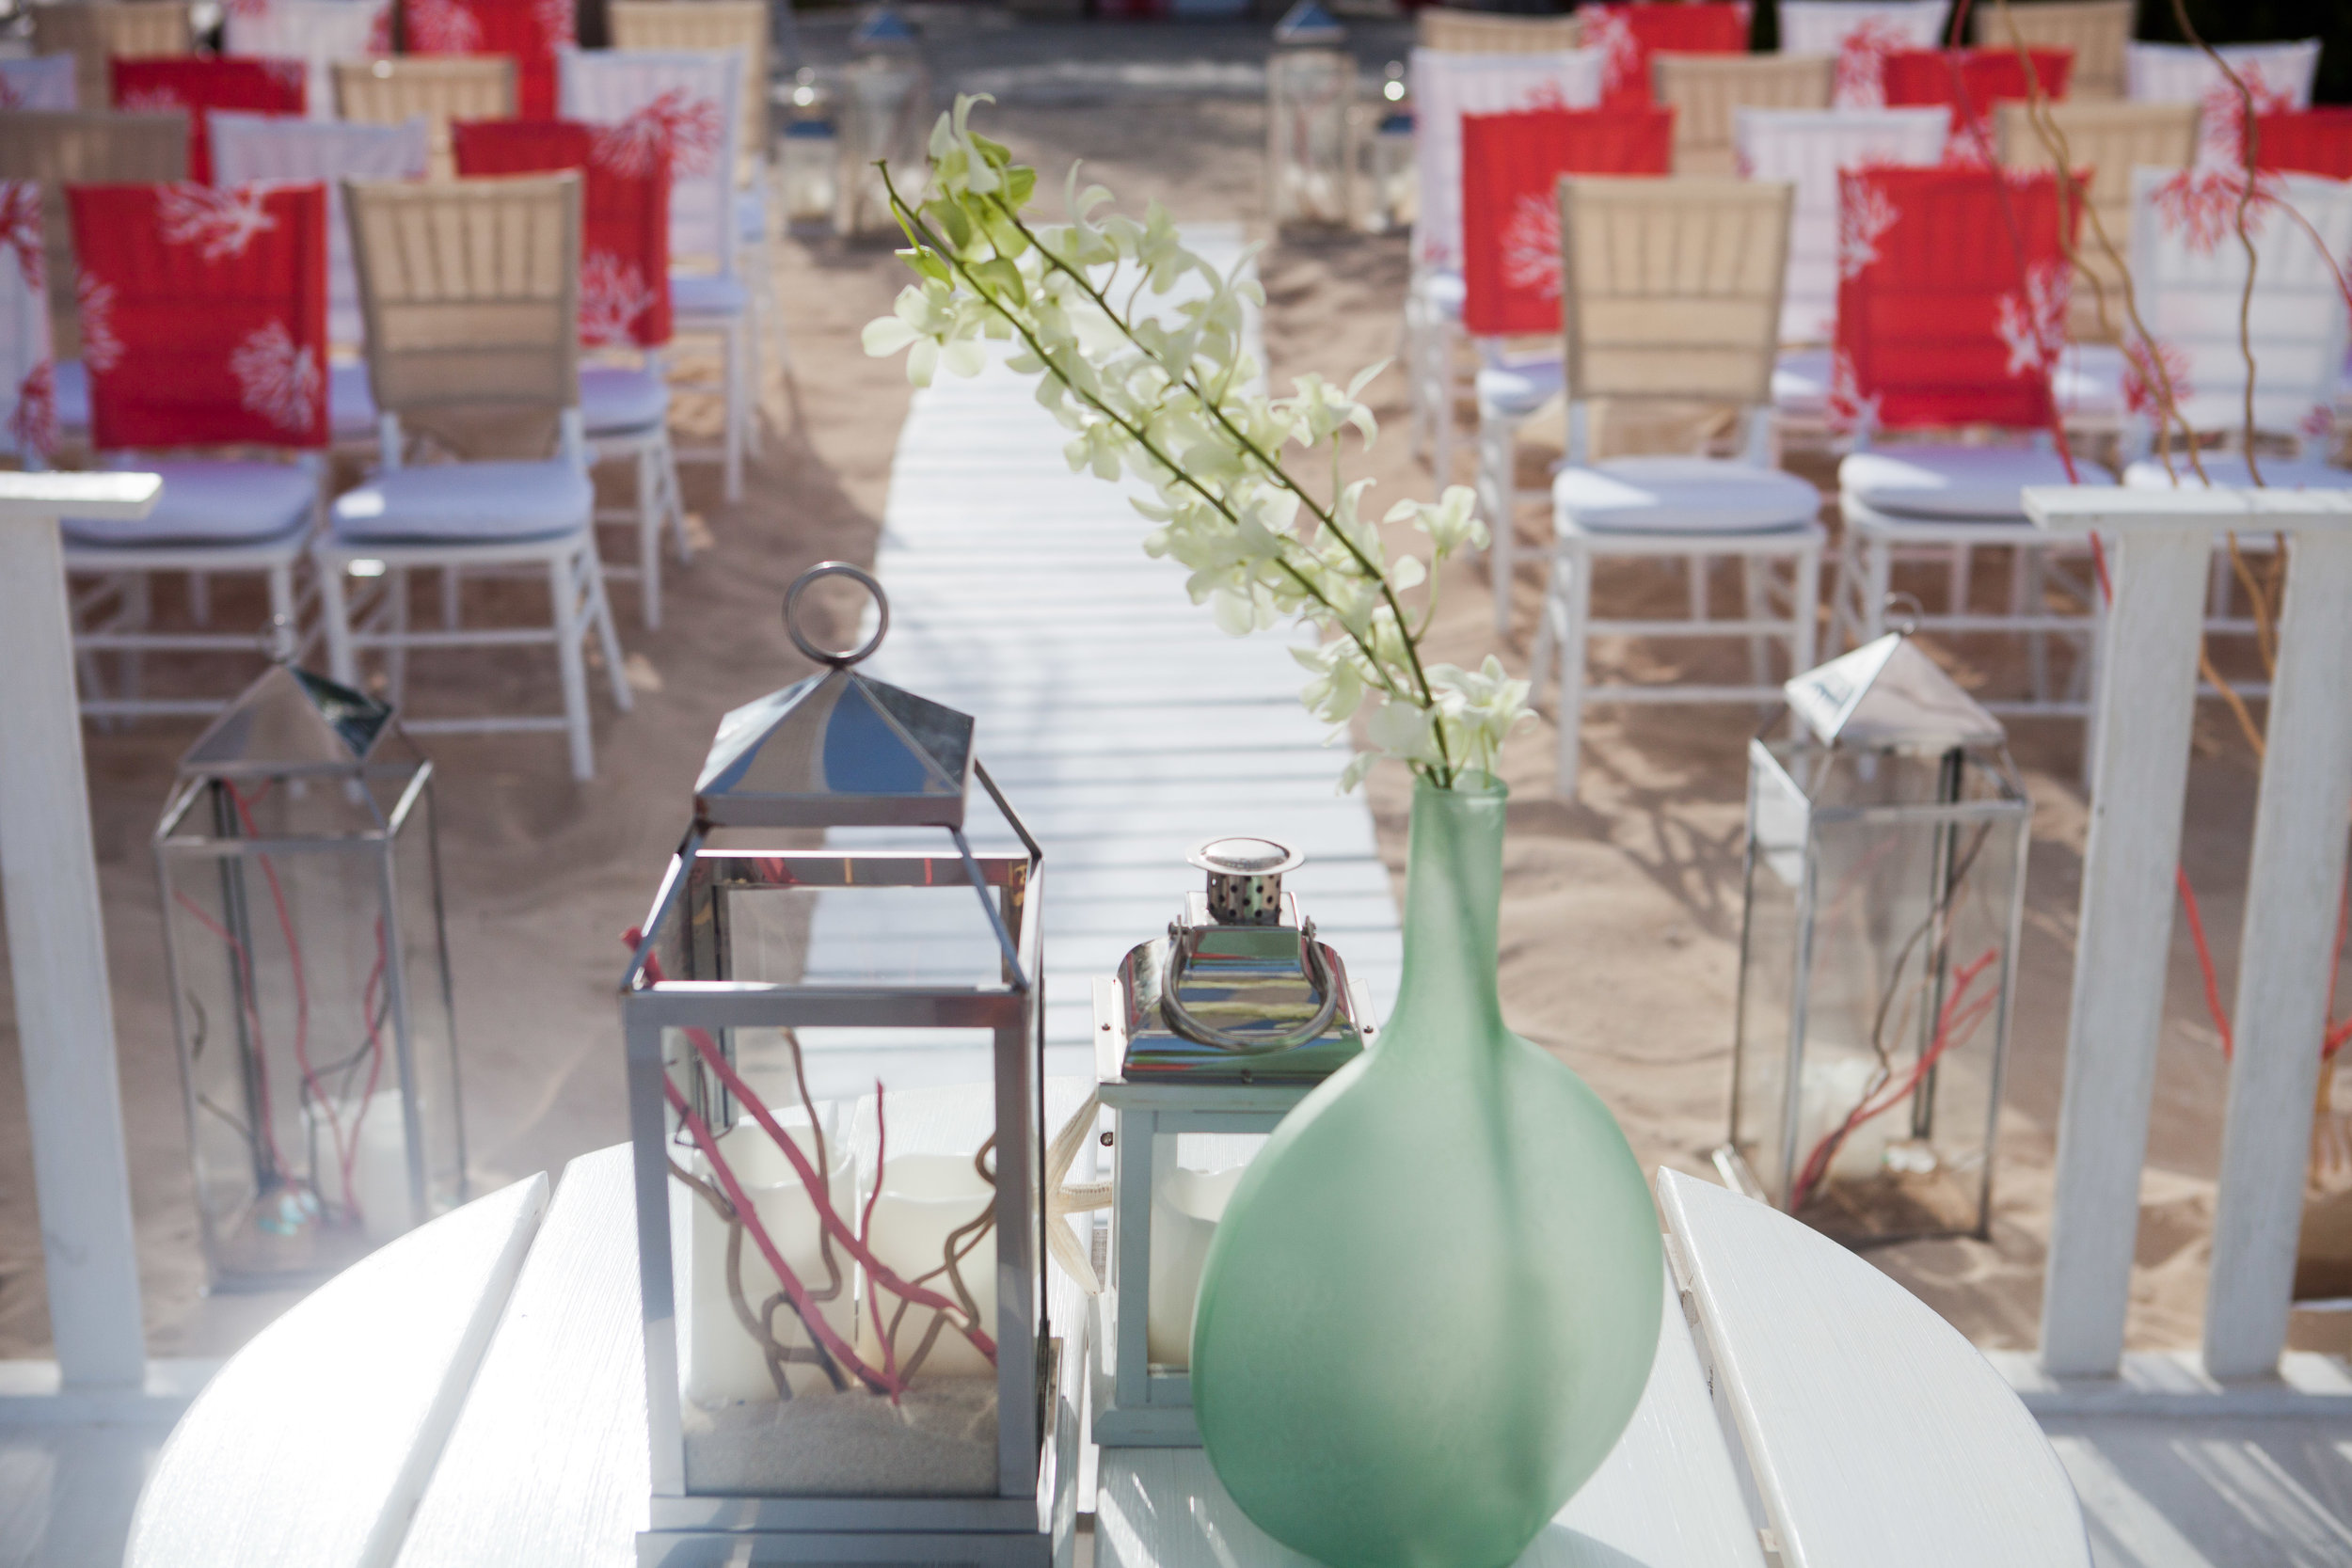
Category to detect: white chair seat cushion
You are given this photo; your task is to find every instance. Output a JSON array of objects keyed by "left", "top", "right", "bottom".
[
  {"left": 59, "top": 357, "right": 377, "bottom": 438},
  {"left": 1555, "top": 457, "right": 1821, "bottom": 534},
  {"left": 1475, "top": 356, "right": 1563, "bottom": 418},
  {"left": 672, "top": 272, "right": 750, "bottom": 319},
  {"left": 331, "top": 460, "right": 593, "bottom": 544},
  {"left": 1841, "top": 445, "right": 2103, "bottom": 521},
  {"left": 2052, "top": 343, "right": 2125, "bottom": 420},
  {"left": 63, "top": 460, "right": 314, "bottom": 546},
  {"left": 2124, "top": 453, "right": 2352, "bottom": 490},
  {"left": 582, "top": 363, "right": 669, "bottom": 435},
  {"left": 1772, "top": 346, "right": 1833, "bottom": 418}
]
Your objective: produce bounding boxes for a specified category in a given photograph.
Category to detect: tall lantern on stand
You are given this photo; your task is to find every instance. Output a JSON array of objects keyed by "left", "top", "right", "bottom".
[
  {"left": 621, "top": 563, "right": 1077, "bottom": 1564},
  {"left": 1718, "top": 632, "right": 2031, "bottom": 1244},
  {"left": 1267, "top": 0, "right": 1357, "bottom": 231},
  {"left": 1366, "top": 60, "right": 1414, "bottom": 234},
  {"left": 153, "top": 650, "right": 467, "bottom": 1286},
  {"left": 779, "top": 67, "right": 839, "bottom": 231},
  {"left": 835, "top": 4, "right": 930, "bottom": 239}
]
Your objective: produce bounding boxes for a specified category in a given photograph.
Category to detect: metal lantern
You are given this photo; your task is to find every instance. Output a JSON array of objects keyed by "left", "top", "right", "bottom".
[
  {"left": 1719, "top": 634, "right": 2031, "bottom": 1244},
  {"left": 154, "top": 657, "right": 466, "bottom": 1287},
  {"left": 1267, "top": 0, "right": 1358, "bottom": 231},
  {"left": 622, "top": 563, "right": 1073, "bottom": 1565},
  {"left": 835, "top": 5, "right": 931, "bottom": 240},
  {"left": 779, "top": 69, "right": 838, "bottom": 230},
  {"left": 1367, "top": 62, "right": 1414, "bottom": 235},
  {"left": 1092, "top": 837, "right": 1373, "bottom": 1446}
]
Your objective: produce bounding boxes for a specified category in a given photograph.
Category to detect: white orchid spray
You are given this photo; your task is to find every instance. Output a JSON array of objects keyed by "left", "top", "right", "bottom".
[{"left": 862, "top": 96, "right": 1529, "bottom": 792}]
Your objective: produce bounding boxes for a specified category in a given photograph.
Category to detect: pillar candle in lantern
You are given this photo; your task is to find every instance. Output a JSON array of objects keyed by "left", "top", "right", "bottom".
[
  {"left": 853, "top": 1151, "right": 995, "bottom": 1379},
  {"left": 685, "top": 1106, "right": 854, "bottom": 1406}
]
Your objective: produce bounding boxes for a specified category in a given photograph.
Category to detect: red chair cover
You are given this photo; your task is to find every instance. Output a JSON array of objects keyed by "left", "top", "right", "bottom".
[
  {"left": 2257, "top": 109, "right": 2352, "bottom": 180},
  {"left": 66, "top": 182, "right": 329, "bottom": 450},
  {"left": 1831, "top": 166, "right": 2077, "bottom": 433},
  {"left": 1460, "top": 106, "right": 1674, "bottom": 337},
  {"left": 452, "top": 119, "right": 672, "bottom": 347},
  {"left": 1881, "top": 48, "right": 2074, "bottom": 158},
  {"left": 1582, "top": 4, "right": 1751, "bottom": 111},
  {"left": 404, "top": 0, "right": 575, "bottom": 119},
  {"left": 111, "top": 56, "right": 306, "bottom": 185}
]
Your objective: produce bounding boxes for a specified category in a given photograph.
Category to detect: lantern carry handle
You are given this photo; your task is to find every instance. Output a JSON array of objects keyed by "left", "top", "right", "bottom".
[
  {"left": 785, "top": 561, "right": 890, "bottom": 668},
  {"left": 1159, "top": 919, "right": 1343, "bottom": 1054}
]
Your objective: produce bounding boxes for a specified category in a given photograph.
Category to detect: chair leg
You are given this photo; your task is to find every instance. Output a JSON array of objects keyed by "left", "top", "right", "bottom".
[
  {"left": 637, "top": 445, "right": 662, "bottom": 632},
  {"left": 582, "top": 543, "right": 632, "bottom": 715},
  {"left": 121, "top": 573, "right": 151, "bottom": 708},
  {"left": 742, "top": 301, "right": 764, "bottom": 459},
  {"left": 1477, "top": 407, "right": 1518, "bottom": 636},
  {"left": 441, "top": 566, "right": 461, "bottom": 630},
  {"left": 1687, "top": 558, "right": 1708, "bottom": 623},
  {"left": 189, "top": 571, "right": 211, "bottom": 627},
  {"left": 1741, "top": 555, "right": 1769, "bottom": 689},
  {"left": 664, "top": 432, "right": 691, "bottom": 563},
  {"left": 1947, "top": 545, "right": 1971, "bottom": 615},
  {"left": 1551, "top": 537, "right": 1593, "bottom": 801},
  {"left": 319, "top": 559, "right": 358, "bottom": 688},
  {"left": 549, "top": 553, "right": 596, "bottom": 782},
  {"left": 1864, "top": 536, "right": 1892, "bottom": 643},
  {"left": 2025, "top": 547, "right": 2051, "bottom": 704},
  {"left": 266, "top": 564, "right": 295, "bottom": 656},
  {"left": 1791, "top": 542, "right": 1820, "bottom": 678},
  {"left": 388, "top": 569, "right": 411, "bottom": 705},
  {"left": 723, "top": 320, "right": 746, "bottom": 504},
  {"left": 1429, "top": 320, "right": 1458, "bottom": 484}
]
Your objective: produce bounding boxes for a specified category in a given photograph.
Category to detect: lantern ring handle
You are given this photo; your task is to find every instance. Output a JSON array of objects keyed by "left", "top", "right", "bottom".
[
  {"left": 785, "top": 562, "right": 890, "bottom": 668},
  {"left": 1158, "top": 918, "right": 1344, "bottom": 1054}
]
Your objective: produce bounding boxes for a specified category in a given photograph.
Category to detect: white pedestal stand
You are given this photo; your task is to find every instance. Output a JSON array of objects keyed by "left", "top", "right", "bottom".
[{"left": 2026, "top": 486, "right": 2352, "bottom": 1380}]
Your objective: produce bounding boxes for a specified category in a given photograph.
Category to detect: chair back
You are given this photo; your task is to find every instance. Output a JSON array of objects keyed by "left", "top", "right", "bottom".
[
  {"left": 112, "top": 56, "right": 305, "bottom": 183},
  {"left": 0, "top": 182, "right": 56, "bottom": 461},
  {"left": 2257, "top": 109, "right": 2352, "bottom": 181},
  {"left": 209, "top": 112, "right": 426, "bottom": 350},
  {"left": 1654, "top": 53, "right": 1832, "bottom": 176},
  {"left": 1883, "top": 47, "right": 2074, "bottom": 156},
  {"left": 342, "top": 172, "right": 580, "bottom": 459},
  {"left": 334, "top": 55, "right": 515, "bottom": 179},
  {"left": 65, "top": 180, "right": 329, "bottom": 450},
  {"left": 1408, "top": 47, "right": 1604, "bottom": 275},
  {"left": 403, "top": 0, "right": 574, "bottom": 119},
  {"left": 1559, "top": 176, "right": 1791, "bottom": 417},
  {"left": 0, "top": 108, "right": 186, "bottom": 358},
  {"left": 1775, "top": 0, "right": 1944, "bottom": 108},
  {"left": 2125, "top": 40, "right": 2319, "bottom": 109},
  {"left": 2127, "top": 166, "right": 2352, "bottom": 447},
  {"left": 1419, "top": 9, "right": 1581, "bottom": 53},
  {"left": 558, "top": 47, "right": 739, "bottom": 275},
  {"left": 224, "top": 0, "right": 390, "bottom": 123},
  {"left": 30, "top": 2, "right": 189, "bottom": 117},
  {"left": 453, "top": 118, "right": 669, "bottom": 348},
  {"left": 608, "top": 2, "right": 767, "bottom": 174},
  {"left": 1976, "top": 1, "right": 2131, "bottom": 103},
  {"left": 1735, "top": 105, "right": 1947, "bottom": 344},
  {"left": 1581, "top": 3, "right": 1750, "bottom": 112},
  {"left": 0, "top": 56, "right": 80, "bottom": 112},
  {"left": 1831, "top": 165, "right": 2076, "bottom": 436},
  {"left": 1461, "top": 107, "right": 1670, "bottom": 337},
  {"left": 1994, "top": 100, "right": 2196, "bottom": 342}
]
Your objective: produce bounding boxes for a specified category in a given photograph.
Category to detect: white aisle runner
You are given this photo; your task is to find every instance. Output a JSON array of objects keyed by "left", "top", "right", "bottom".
[{"left": 811, "top": 227, "right": 1401, "bottom": 1089}]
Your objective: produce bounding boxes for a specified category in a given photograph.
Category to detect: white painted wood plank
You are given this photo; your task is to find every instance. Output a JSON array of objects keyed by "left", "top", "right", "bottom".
[
  {"left": 1094, "top": 1266, "right": 1765, "bottom": 1568},
  {"left": 2206, "top": 530, "right": 2352, "bottom": 1377},
  {"left": 124, "top": 1172, "right": 549, "bottom": 1568},
  {"left": 1657, "top": 1170, "right": 2090, "bottom": 1568}
]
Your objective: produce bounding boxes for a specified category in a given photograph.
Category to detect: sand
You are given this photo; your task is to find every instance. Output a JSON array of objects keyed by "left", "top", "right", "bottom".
[{"left": 0, "top": 14, "right": 2338, "bottom": 1365}]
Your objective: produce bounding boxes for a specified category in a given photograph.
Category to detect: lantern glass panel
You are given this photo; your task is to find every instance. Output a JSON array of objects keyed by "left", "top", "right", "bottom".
[
  {"left": 1731, "top": 736, "right": 2026, "bottom": 1242},
  {"left": 836, "top": 55, "right": 930, "bottom": 237},
  {"left": 1269, "top": 49, "right": 1356, "bottom": 228},
  {"left": 1145, "top": 1130, "right": 1267, "bottom": 1369}
]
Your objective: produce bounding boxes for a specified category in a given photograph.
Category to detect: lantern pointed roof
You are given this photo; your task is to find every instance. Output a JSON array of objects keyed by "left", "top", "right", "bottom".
[
  {"left": 850, "top": 4, "right": 919, "bottom": 49},
  {"left": 1275, "top": 0, "right": 1345, "bottom": 43},
  {"left": 1783, "top": 633, "right": 2005, "bottom": 754},
  {"left": 179, "top": 661, "right": 405, "bottom": 777},
  {"left": 696, "top": 664, "right": 975, "bottom": 829}
]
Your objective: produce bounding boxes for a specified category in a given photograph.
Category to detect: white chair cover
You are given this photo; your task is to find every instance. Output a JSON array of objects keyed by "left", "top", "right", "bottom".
[
  {"left": 0, "top": 180, "right": 56, "bottom": 461},
  {"left": 208, "top": 112, "right": 428, "bottom": 349},
  {"left": 2125, "top": 39, "right": 2320, "bottom": 109},
  {"left": 0, "top": 55, "right": 79, "bottom": 111},
  {"left": 1408, "top": 47, "right": 1603, "bottom": 277},
  {"left": 1735, "top": 105, "right": 1949, "bottom": 344},
  {"left": 224, "top": 0, "right": 388, "bottom": 121},
  {"left": 2128, "top": 166, "right": 2352, "bottom": 444},
  {"left": 1776, "top": 1, "right": 1947, "bottom": 107},
  {"left": 557, "top": 46, "right": 741, "bottom": 277}
]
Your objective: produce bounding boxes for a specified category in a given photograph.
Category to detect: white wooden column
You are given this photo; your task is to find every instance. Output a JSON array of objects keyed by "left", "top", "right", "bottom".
[{"left": 0, "top": 471, "right": 162, "bottom": 1389}]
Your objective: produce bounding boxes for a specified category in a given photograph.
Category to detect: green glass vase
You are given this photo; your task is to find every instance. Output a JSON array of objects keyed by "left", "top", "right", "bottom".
[{"left": 1190, "top": 776, "right": 1662, "bottom": 1568}]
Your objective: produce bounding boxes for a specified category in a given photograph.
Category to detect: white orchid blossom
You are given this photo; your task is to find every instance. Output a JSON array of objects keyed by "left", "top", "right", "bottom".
[{"left": 866, "top": 97, "right": 1532, "bottom": 790}]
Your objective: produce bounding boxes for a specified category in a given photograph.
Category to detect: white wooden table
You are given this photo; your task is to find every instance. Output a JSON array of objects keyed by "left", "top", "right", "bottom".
[{"left": 126, "top": 1107, "right": 2090, "bottom": 1568}]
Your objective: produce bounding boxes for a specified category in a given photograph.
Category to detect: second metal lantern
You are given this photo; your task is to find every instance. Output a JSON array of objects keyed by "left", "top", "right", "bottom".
[
  {"left": 154, "top": 658, "right": 466, "bottom": 1286},
  {"left": 1267, "top": 0, "right": 1358, "bottom": 230},
  {"left": 835, "top": 6, "right": 930, "bottom": 239},
  {"left": 1719, "top": 633, "right": 2031, "bottom": 1244},
  {"left": 622, "top": 563, "right": 1073, "bottom": 1565},
  {"left": 1092, "top": 837, "right": 1373, "bottom": 1446}
]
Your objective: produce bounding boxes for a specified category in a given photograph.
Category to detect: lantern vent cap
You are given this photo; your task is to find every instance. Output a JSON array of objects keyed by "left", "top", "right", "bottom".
[
  {"left": 850, "top": 4, "right": 920, "bottom": 50},
  {"left": 694, "top": 562, "right": 977, "bottom": 829},
  {"left": 1783, "top": 633, "right": 2006, "bottom": 754},
  {"left": 1274, "top": 0, "right": 1345, "bottom": 44},
  {"left": 177, "top": 659, "right": 406, "bottom": 778}
]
